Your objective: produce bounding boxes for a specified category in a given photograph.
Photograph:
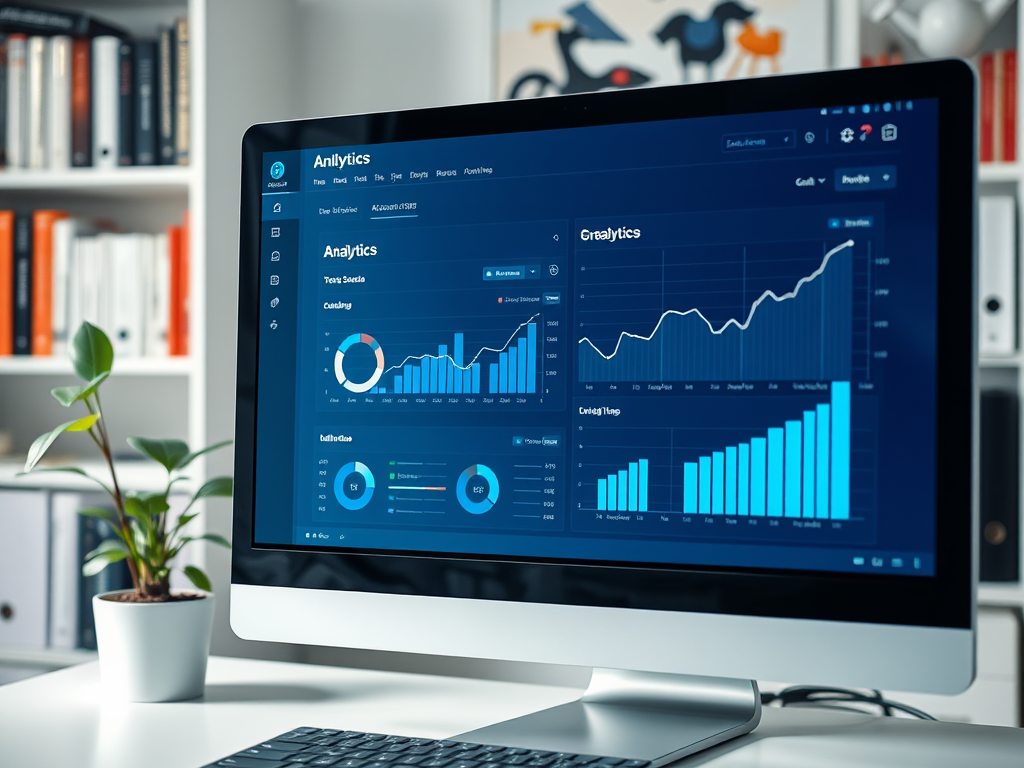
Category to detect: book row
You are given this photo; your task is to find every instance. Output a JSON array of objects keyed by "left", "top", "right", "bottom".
[
  {"left": 0, "top": 210, "right": 190, "bottom": 358},
  {"left": 0, "top": 488, "right": 191, "bottom": 651},
  {"left": 0, "top": 14, "right": 189, "bottom": 169},
  {"left": 979, "top": 49, "right": 1017, "bottom": 164}
]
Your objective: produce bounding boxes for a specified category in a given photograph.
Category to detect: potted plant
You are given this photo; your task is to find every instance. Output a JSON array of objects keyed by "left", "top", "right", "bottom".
[{"left": 22, "top": 322, "right": 232, "bottom": 702}]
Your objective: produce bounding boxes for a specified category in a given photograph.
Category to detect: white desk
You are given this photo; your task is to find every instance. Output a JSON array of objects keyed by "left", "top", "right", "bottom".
[{"left": 1, "top": 656, "right": 1022, "bottom": 768}]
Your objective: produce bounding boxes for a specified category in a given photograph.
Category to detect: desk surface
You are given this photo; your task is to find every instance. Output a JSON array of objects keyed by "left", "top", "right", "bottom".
[{"left": 1, "top": 656, "right": 1022, "bottom": 768}]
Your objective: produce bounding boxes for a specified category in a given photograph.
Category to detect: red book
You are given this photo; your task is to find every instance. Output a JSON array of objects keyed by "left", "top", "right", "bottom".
[
  {"left": 71, "top": 38, "right": 91, "bottom": 166},
  {"left": 0, "top": 211, "right": 14, "bottom": 356},
  {"left": 31, "top": 210, "right": 69, "bottom": 356},
  {"left": 979, "top": 52, "right": 995, "bottom": 162},
  {"left": 180, "top": 211, "right": 190, "bottom": 355},
  {"left": 167, "top": 224, "right": 182, "bottom": 356},
  {"left": 1001, "top": 50, "right": 1017, "bottom": 163}
]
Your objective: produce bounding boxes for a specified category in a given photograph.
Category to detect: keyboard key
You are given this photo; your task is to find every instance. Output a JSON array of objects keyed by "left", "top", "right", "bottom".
[
  {"left": 309, "top": 758, "right": 345, "bottom": 767},
  {"left": 572, "top": 757, "right": 602, "bottom": 765},
  {"left": 417, "top": 759, "right": 454, "bottom": 767},
  {"left": 407, "top": 746, "right": 440, "bottom": 755},
  {"left": 396, "top": 756, "right": 427, "bottom": 765},
  {"left": 457, "top": 750, "right": 489, "bottom": 761},
  {"left": 217, "top": 759, "right": 293, "bottom": 768},
  {"left": 525, "top": 759, "right": 556, "bottom": 767},
  {"left": 503, "top": 757, "right": 532, "bottom": 765},
  {"left": 384, "top": 737, "right": 410, "bottom": 744},
  {"left": 384, "top": 744, "right": 411, "bottom": 753},
  {"left": 240, "top": 747, "right": 301, "bottom": 760},
  {"left": 288, "top": 756, "right": 324, "bottom": 765},
  {"left": 257, "top": 741, "right": 305, "bottom": 752},
  {"left": 524, "top": 753, "right": 553, "bottom": 760},
  {"left": 504, "top": 750, "right": 531, "bottom": 756},
  {"left": 621, "top": 762, "right": 649, "bottom": 768},
  {"left": 594, "top": 761, "right": 623, "bottom": 767},
  {"left": 447, "top": 761, "right": 481, "bottom": 768}
]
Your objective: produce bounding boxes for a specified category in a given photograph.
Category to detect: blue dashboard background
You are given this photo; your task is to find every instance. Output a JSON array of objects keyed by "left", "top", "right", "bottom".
[{"left": 253, "top": 100, "right": 939, "bottom": 577}]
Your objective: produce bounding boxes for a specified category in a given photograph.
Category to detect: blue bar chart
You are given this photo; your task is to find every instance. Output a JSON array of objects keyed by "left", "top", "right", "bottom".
[
  {"left": 368, "top": 321, "right": 538, "bottom": 396},
  {"left": 577, "top": 383, "right": 855, "bottom": 523}
]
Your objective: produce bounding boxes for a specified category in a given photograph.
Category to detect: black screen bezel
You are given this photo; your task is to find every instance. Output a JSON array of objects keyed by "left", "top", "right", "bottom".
[{"left": 232, "top": 61, "right": 975, "bottom": 630}]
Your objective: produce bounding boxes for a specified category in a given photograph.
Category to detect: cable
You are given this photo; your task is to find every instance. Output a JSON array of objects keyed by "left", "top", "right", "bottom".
[{"left": 760, "top": 685, "right": 937, "bottom": 720}]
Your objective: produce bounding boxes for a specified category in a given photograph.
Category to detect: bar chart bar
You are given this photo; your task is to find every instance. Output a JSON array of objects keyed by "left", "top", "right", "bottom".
[
  {"left": 517, "top": 339, "right": 528, "bottom": 393},
  {"left": 499, "top": 353, "right": 508, "bottom": 394},
  {"left": 684, "top": 462, "right": 698, "bottom": 514},
  {"left": 767, "top": 427, "right": 783, "bottom": 517},
  {"left": 699, "top": 456, "right": 711, "bottom": 514},
  {"left": 454, "top": 334, "right": 464, "bottom": 393},
  {"left": 420, "top": 359, "right": 429, "bottom": 393},
  {"left": 803, "top": 411, "right": 815, "bottom": 519},
  {"left": 411, "top": 366, "right": 421, "bottom": 393},
  {"left": 639, "top": 459, "right": 648, "bottom": 512},
  {"left": 816, "top": 403, "right": 830, "bottom": 519},
  {"left": 473, "top": 363, "right": 481, "bottom": 393},
  {"left": 431, "top": 357, "right": 439, "bottom": 393},
  {"left": 527, "top": 323, "right": 537, "bottom": 393},
  {"left": 751, "top": 437, "right": 766, "bottom": 516},
  {"left": 627, "top": 462, "right": 639, "bottom": 512},
  {"left": 394, "top": 375, "right": 403, "bottom": 393},
  {"left": 831, "top": 382, "right": 851, "bottom": 520},
  {"left": 597, "top": 478, "right": 607, "bottom": 511},
  {"left": 508, "top": 347, "right": 518, "bottom": 394},
  {"left": 617, "top": 470, "right": 627, "bottom": 510},
  {"left": 712, "top": 452, "right": 724, "bottom": 515},
  {"left": 785, "top": 420, "right": 801, "bottom": 517},
  {"left": 725, "top": 446, "right": 737, "bottom": 515},
  {"left": 738, "top": 443, "right": 750, "bottom": 516},
  {"left": 608, "top": 475, "right": 618, "bottom": 511},
  {"left": 488, "top": 363, "right": 498, "bottom": 394},
  {"left": 438, "top": 345, "right": 448, "bottom": 394}
]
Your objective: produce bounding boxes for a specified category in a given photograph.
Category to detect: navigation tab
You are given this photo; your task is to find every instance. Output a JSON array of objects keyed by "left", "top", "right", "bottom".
[
  {"left": 834, "top": 165, "right": 897, "bottom": 191},
  {"left": 483, "top": 265, "right": 525, "bottom": 281}
]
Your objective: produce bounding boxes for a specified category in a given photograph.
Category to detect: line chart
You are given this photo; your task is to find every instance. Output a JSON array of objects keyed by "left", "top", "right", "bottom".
[{"left": 576, "top": 239, "right": 856, "bottom": 383}]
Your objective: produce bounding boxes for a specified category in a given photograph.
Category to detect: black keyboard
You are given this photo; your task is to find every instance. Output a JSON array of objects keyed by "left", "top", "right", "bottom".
[{"left": 203, "top": 727, "right": 653, "bottom": 768}]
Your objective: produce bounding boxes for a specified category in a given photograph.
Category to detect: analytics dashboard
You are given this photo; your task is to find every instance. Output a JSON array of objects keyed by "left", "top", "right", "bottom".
[{"left": 253, "top": 99, "right": 939, "bottom": 577}]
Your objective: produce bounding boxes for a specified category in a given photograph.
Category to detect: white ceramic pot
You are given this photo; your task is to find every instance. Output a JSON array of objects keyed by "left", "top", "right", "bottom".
[{"left": 92, "top": 590, "right": 214, "bottom": 702}]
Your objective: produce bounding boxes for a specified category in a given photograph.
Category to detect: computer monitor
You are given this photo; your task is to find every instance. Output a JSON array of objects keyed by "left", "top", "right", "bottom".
[{"left": 231, "top": 60, "right": 976, "bottom": 762}]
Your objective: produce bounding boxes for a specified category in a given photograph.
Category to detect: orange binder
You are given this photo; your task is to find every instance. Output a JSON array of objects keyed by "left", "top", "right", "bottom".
[
  {"left": 31, "top": 210, "right": 69, "bottom": 356},
  {"left": 0, "top": 211, "right": 14, "bottom": 356},
  {"left": 180, "top": 211, "right": 190, "bottom": 356}
]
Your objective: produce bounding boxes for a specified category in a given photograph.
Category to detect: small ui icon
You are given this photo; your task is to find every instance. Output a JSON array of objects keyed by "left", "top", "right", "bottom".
[
  {"left": 270, "top": 297, "right": 280, "bottom": 308},
  {"left": 273, "top": 202, "right": 282, "bottom": 213},
  {"left": 271, "top": 251, "right": 280, "bottom": 261},
  {"left": 270, "top": 275, "right": 280, "bottom": 285},
  {"left": 270, "top": 320, "right": 278, "bottom": 330},
  {"left": 881, "top": 123, "right": 897, "bottom": 141},
  {"left": 271, "top": 227, "right": 281, "bottom": 238}
]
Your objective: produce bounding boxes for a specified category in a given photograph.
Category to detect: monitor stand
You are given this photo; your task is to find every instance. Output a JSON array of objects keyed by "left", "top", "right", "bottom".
[{"left": 454, "top": 669, "right": 761, "bottom": 766}]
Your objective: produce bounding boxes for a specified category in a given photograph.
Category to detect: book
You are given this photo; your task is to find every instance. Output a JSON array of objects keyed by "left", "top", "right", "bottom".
[
  {"left": 157, "top": 25, "right": 174, "bottom": 165},
  {"left": 181, "top": 209, "right": 189, "bottom": 354},
  {"left": 0, "top": 4, "right": 128, "bottom": 38},
  {"left": 23, "top": 33, "right": 42, "bottom": 169},
  {"left": 45, "top": 35, "right": 70, "bottom": 169},
  {"left": 0, "top": 489, "right": 49, "bottom": 648},
  {"left": 30, "top": 208, "right": 68, "bottom": 355},
  {"left": 174, "top": 16, "right": 188, "bottom": 166},
  {"left": 117, "top": 38, "right": 131, "bottom": 165},
  {"left": 70, "top": 36, "right": 89, "bottom": 166},
  {"left": 1001, "top": 49, "right": 1017, "bottom": 164},
  {"left": 5, "top": 32, "right": 24, "bottom": 167},
  {"left": 146, "top": 231, "right": 169, "bottom": 357},
  {"left": 0, "top": 35, "right": 8, "bottom": 166},
  {"left": 133, "top": 40, "right": 156, "bottom": 165},
  {"left": 50, "top": 215, "right": 79, "bottom": 356},
  {"left": 12, "top": 210, "right": 30, "bottom": 354},
  {"left": 91, "top": 35, "right": 118, "bottom": 169},
  {"left": 0, "top": 210, "right": 12, "bottom": 355},
  {"left": 167, "top": 223, "right": 182, "bottom": 355},
  {"left": 110, "top": 232, "right": 143, "bottom": 357}
]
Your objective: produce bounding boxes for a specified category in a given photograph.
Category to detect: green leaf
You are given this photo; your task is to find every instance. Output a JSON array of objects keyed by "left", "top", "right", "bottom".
[
  {"left": 16, "top": 467, "right": 113, "bottom": 496},
  {"left": 134, "top": 491, "right": 170, "bottom": 516},
  {"left": 182, "top": 565, "right": 212, "bottom": 592},
  {"left": 51, "top": 371, "right": 110, "bottom": 407},
  {"left": 78, "top": 506, "right": 119, "bottom": 527},
  {"left": 84, "top": 537, "right": 129, "bottom": 561},
  {"left": 127, "top": 437, "right": 189, "bottom": 473},
  {"left": 70, "top": 322, "right": 114, "bottom": 382},
  {"left": 172, "top": 512, "right": 199, "bottom": 532},
  {"left": 192, "top": 476, "right": 233, "bottom": 502},
  {"left": 175, "top": 439, "right": 232, "bottom": 470},
  {"left": 23, "top": 414, "right": 101, "bottom": 472},
  {"left": 82, "top": 549, "right": 127, "bottom": 577},
  {"left": 179, "top": 533, "right": 231, "bottom": 549}
]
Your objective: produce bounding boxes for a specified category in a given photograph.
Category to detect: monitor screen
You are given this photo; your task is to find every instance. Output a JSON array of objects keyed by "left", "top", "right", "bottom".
[
  {"left": 233, "top": 62, "right": 975, "bottom": 690},
  {"left": 256, "top": 101, "right": 938, "bottom": 575}
]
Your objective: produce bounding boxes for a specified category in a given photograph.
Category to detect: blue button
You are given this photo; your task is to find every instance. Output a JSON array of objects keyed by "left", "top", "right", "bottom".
[
  {"left": 483, "top": 266, "right": 525, "bottom": 281},
  {"left": 542, "top": 435, "right": 560, "bottom": 447},
  {"left": 543, "top": 292, "right": 561, "bottom": 305},
  {"left": 835, "top": 166, "right": 897, "bottom": 191},
  {"left": 512, "top": 436, "right": 524, "bottom": 446},
  {"left": 828, "top": 218, "right": 841, "bottom": 229}
]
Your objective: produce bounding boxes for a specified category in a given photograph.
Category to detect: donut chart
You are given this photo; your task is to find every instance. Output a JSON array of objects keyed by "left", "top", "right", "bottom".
[
  {"left": 456, "top": 464, "right": 499, "bottom": 514},
  {"left": 334, "top": 461, "right": 375, "bottom": 510},
  {"left": 335, "top": 333, "right": 385, "bottom": 393}
]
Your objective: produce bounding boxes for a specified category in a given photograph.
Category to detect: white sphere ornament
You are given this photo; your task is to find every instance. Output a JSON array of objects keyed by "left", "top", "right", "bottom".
[{"left": 917, "top": 0, "right": 988, "bottom": 58}]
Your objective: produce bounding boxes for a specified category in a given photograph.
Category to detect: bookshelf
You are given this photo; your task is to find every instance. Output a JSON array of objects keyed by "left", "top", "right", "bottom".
[{"left": 0, "top": 0, "right": 206, "bottom": 666}]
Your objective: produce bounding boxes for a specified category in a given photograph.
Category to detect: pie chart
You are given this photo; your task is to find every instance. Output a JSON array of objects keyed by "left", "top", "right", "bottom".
[
  {"left": 335, "top": 333, "right": 385, "bottom": 393},
  {"left": 456, "top": 464, "right": 499, "bottom": 514}
]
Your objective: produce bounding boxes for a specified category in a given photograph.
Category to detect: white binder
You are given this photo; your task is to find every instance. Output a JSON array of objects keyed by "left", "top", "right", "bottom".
[{"left": 978, "top": 196, "right": 1017, "bottom": 355}]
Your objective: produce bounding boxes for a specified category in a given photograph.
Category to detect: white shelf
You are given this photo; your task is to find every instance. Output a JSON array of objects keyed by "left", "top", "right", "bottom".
[
  {"left": 979, "top": 163, "right": 1023, "bottom": 183},
  {"left": 0, "top": 457, "right": 179, "bottom": 493},
  {"left": 980, "top": 353, "right": 1024, "bottom": 368},
  {"left": 0, "top": 166, "right": 192, "bottom": 194},
  {"left": 979, "top": 583, "right": 1024, "bottom": 607},
  {"left": 0, "top": 646, "right": 95, "bottom": 669},
  {"left": 0, "top": 357, "right": 195, "bottom": 376}
]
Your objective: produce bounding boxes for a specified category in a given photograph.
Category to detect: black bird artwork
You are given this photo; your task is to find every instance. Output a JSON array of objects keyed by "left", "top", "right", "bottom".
[
  {"left": 656, "top": 1, "right": 756, "bottom": 82},
  {"left": 509, "top": 2, "right": 651, "bottom": 98}
]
